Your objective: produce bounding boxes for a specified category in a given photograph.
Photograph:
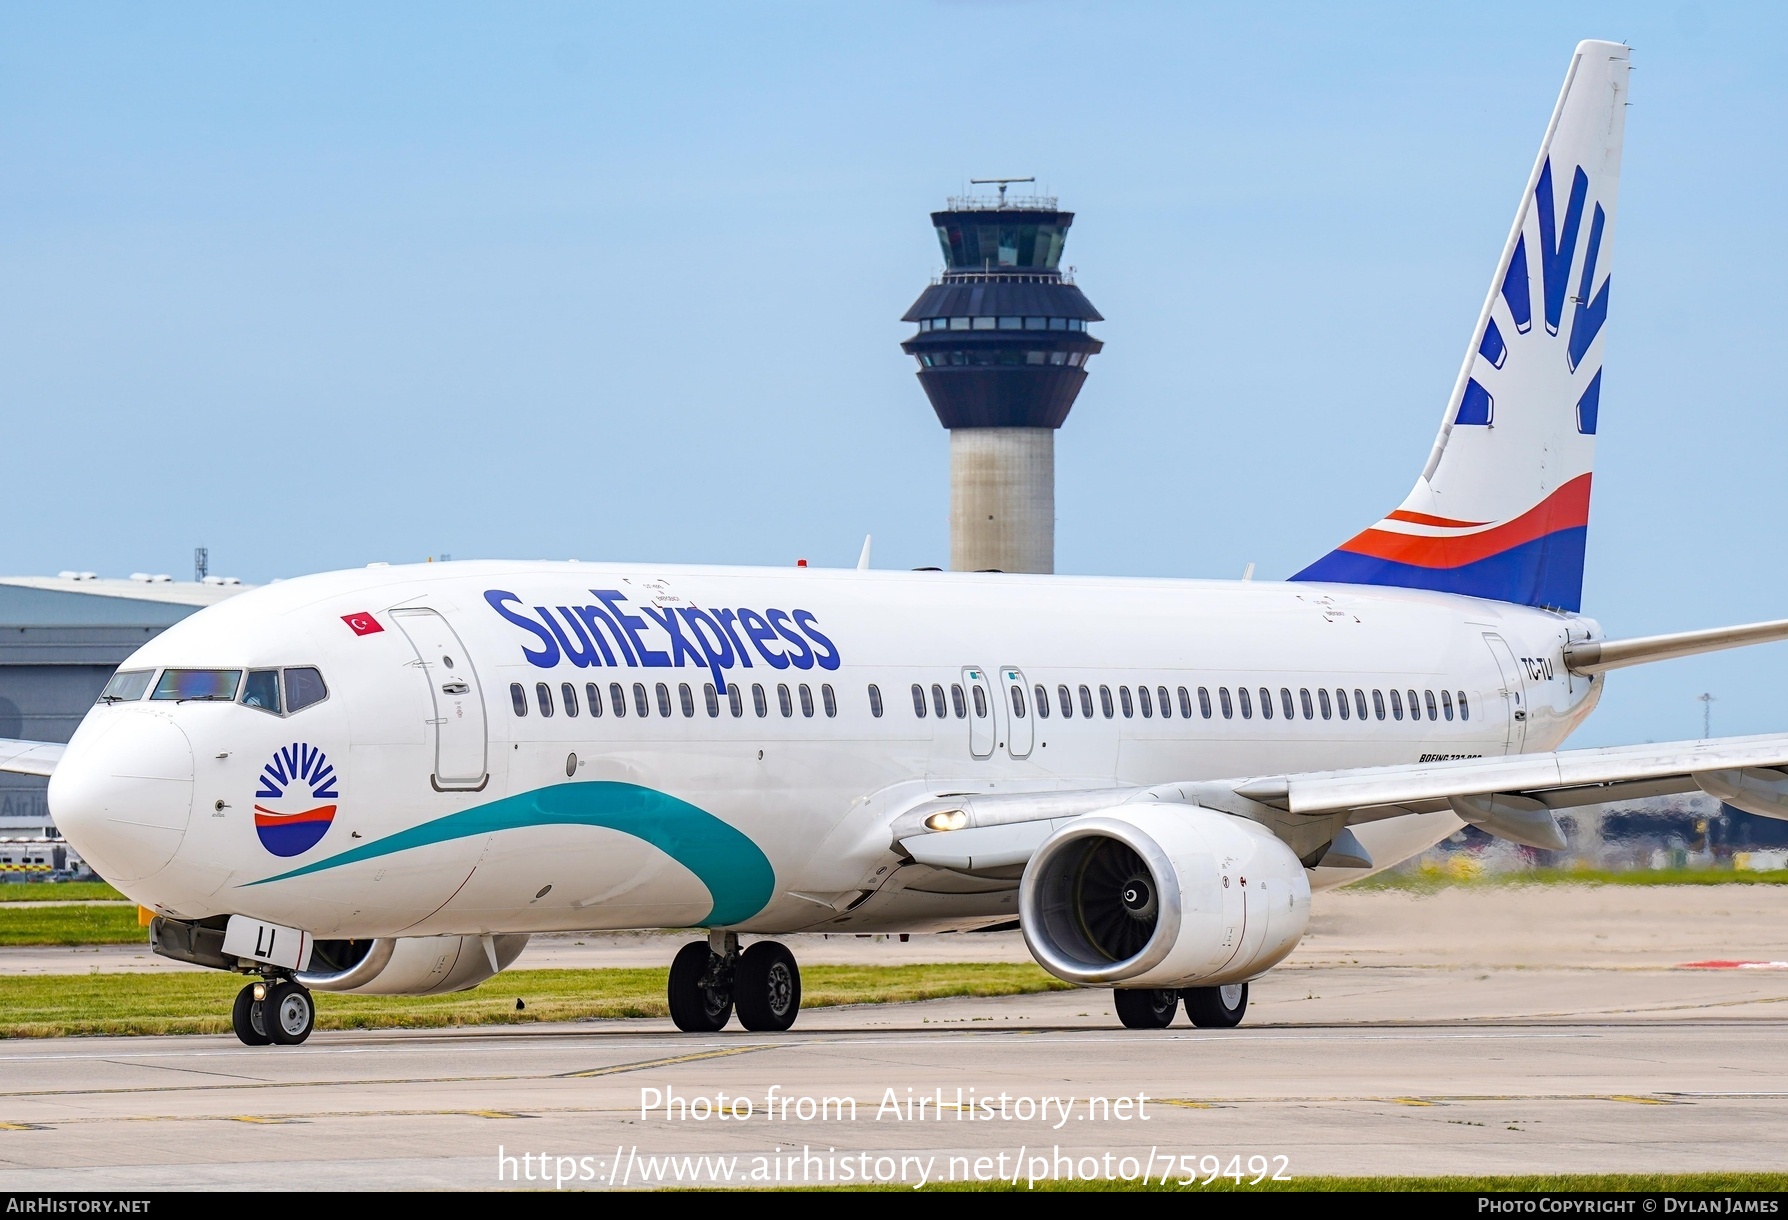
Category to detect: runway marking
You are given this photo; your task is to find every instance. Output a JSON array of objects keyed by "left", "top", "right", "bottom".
[
  {"left": 559, "top": 1043, "right": 777, "bottom": 1079},
  {"left": 1157, "top": 1100, "right": 1218, "bottom": 1110},
  {"left": 1679, "top": 960, "right": 1788, "bottom": 970},
  {"left": 1394, "top": 1098, "right": 1437, "bottom": 1106},
  {"left": 229, "top": 1116, "right": 304, "bottom": 1124}
]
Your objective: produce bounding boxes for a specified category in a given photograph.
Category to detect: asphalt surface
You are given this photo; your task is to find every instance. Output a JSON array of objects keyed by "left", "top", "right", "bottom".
[{"left": 0, "top": 883, "right": 1782, "bottom": 1189}]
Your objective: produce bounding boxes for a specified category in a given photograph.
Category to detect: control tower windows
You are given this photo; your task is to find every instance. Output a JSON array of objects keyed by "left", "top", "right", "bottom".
[
  {"left": 998, "top": 317, "right": 1023, "bottom": 329},
  {"left": 1026, "top": 352, "right": 1047, "bottom": 365},
  {"left": 949, "top": 318, "right": 970, "bottom": 330},
  {"left": 972, "top": 317, "right": 995, "bottom": 330},
  {"left": 1049, "top": 318, "right": 1067, "bottom": 331}
]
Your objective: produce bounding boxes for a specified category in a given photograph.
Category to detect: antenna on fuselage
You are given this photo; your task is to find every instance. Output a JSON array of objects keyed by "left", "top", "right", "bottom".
[{"left": 857, "top": 535, "right": 873, "bottom": 571}]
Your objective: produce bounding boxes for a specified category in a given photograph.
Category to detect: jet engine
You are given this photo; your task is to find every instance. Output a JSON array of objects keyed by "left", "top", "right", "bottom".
[
  {"left": 1018, "top": 806, "right": 1309, "bottom": 988},
  {"left": 294, "top": 934, "right": 530, "bottom": 995}
]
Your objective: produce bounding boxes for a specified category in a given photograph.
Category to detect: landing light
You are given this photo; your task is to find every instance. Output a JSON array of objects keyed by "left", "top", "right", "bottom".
[{"left": 925, "top": 810, "right": 969, "bottom": 832}]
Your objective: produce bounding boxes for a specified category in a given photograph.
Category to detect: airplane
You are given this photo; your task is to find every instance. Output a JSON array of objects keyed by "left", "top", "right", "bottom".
[{"left": 9, "top": 39, "right": 1788, "bottom": 1047}]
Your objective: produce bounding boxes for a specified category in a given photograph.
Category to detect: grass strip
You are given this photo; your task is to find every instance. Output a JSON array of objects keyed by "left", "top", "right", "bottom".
[
  {"left": 797, "top": 1172, "right": 1788, "bottom": 1192},
  {"left": 0, "top": 881, "right": 127, "bottom": 903},
  {"left": 0, "top": 903, "right": 145, "bottom": 945},
  {"left": 0, "top": 962, "right": 1070, "bottom": 1038},
  {"left": 1353, "top": 867, "right": 1788, "bottom": 893}
]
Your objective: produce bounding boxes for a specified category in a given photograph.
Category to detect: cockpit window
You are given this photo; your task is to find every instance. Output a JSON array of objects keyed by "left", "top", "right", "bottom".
[
  {"left": 152, "top": 670, "right": 241, "bottom": 701},
  {"left": 242, "top": 670, "right": 282, "bottom": 714},
  {"left": 284, "top": 668, "right": 328, "bottom": 714},
  {"left": 98, "top": 670, "right": 153, "bottom": 704}
]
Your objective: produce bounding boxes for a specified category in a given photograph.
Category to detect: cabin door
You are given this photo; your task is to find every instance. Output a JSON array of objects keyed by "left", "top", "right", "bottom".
[{"left": 391, "top": 608, "right": 489, "bottom": 790}]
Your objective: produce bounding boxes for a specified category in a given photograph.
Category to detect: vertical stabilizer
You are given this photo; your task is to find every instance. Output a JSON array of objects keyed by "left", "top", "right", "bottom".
[{"left": 1293, "top": 41, "right": 1630, "bottom": 612}]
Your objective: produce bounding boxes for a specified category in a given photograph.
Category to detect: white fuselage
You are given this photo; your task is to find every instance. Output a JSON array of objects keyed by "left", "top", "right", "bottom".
[{"left": 49, "top": 561, "right": 1601, "bottom": 940}]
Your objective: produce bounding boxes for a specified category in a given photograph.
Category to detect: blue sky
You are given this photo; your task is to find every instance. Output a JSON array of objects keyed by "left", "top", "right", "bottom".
[{"left": 2, "top": 2, "right": 1784, "bottom": 746}]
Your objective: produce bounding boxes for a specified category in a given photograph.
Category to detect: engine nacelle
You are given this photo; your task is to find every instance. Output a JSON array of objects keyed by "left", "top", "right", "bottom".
[
  {"left": 294, "top": 933, "right": 530, "bottom": 995},
  {"left": 1019, "top": 806, "right": 1309, "bottom": 988}
]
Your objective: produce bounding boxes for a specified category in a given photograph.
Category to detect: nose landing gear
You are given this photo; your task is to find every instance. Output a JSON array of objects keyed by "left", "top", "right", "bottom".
[
  {"left": 230, "top": 977, "right": 316, "bottom": 1046},
  {"left": 667, "top": 933, "right": 803, "bottom": 1033}
]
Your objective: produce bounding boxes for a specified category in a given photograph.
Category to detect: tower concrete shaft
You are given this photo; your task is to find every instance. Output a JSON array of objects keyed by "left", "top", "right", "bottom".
[
  {"left": 900, "top": 190, "right": 1101, "bottom": 574},
  {"left": 950, "top": 428, "right": 1054, "bottom": 574}
]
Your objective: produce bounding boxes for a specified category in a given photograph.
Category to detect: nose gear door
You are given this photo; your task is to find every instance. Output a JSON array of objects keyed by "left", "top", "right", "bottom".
[{"left": 391, "top": 608, "right": 489, "bottom": 790}]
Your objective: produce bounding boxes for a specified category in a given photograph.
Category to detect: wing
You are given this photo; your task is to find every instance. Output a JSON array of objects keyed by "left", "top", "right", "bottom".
[
  {"left": 893, "top": 732, "right": 1788, "bottom": 874},
  {"left": 0, "top": 739, "right": 66, "bottom": 778}
]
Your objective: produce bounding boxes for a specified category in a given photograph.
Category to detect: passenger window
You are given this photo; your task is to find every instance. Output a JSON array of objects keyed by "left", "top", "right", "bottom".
[
  {"left": 1300, "top": 688, "right": 1314, "bottom": 719},
  {"left": 536, "top": 682, "right": 554, "bottom": 717},
  {"left": 1079, "top": 685, "right": 1094, "bottom": 719},
  {"left": 1011, "top": 684, "right": 1027, "bottom": 718},
  {"left": 242, "top": 669, "right": 282, "bottom": 714},
  {"left": 1458, "top": 691, "right": 1469, "bottom": 721},
  {"left": 680, "top": 683, "right": 696, "bottom": 717},
  {"left": 1059, "top": 684, "right": 1074, "bottom": 718},
  {"left": 1354, "top": 689, "right": 1368, "bottom": 720},
  {"left": 1219, "top": 687, "right": 1233, "bottom": 719},
  {"left": 1035, "top": 684, "right": 1049, "bottom": 718},
  {"left": 1138, "top": 685, "right": 1153, "bottom": 718},
  {"left": 867, "top": 684, "right": 883, "bottom": 718},
  {"left": 1198, "top": 687, "right": 1212, "bottom": 718},
  {"left": 705, "top": 683, "right": 720, "bottom": 717},
  {"left": 1259, "top": 687, "right": 1273, "bottom": 720},
  {"left": 973, "top": 685, "right": 988, "bottom": 718},
  {"left": 1407, "top": 690, "right": 1421, "bottom": 720},
  {"left": 1373, "top": 689, "right": 1385, "bottom": 721},
  {"left": 1441, "top": 690, "right": 1454, "bottom": 721},
  {"left": 99, "top": 669, "right": 154, "bottom": 703},
  {"left": 912, "top": 683, "right": 927, "bottom": 717},
  {"left": 611, "top": 682, "right": 627, "bottom": 717},
  {"left": 798, "top": 684, "right": 814, "bottom": 717},
  {"left": 1281, "top": 688, "right": 1294, "bottom": 720},
  {"left": 1424, "top": 690, "right": 1438, "bottom": 720},
  {"left": 753, "top": 684, "right": 768, "bottom": 717},
  {"left": 822, "top": 684, "right": 837, "bottom": 717},
  {"left": 633, "top": 682, "right": 650, "bottom": 717},
  {"left": 1119, "top": 686, "right": 1133, "bottom": 718},
  {"left": 1180, "top": 686, "right": 1194, "bottom": 719},
  {"left": 953, "top": 685, "right": 968, "bottom": 718},
  {"left": 1335, "top": 689, "right": 1349, "bottom": 720},
  {"left": 1317, "top": 689, "right": 1332, "bottom": 719},
  {"left": 779, "top": 684, "right": 794, "bottom": 718},
  {"left": 730, "top": 684, "right": 745, "bottom": 717},
  {"left": 1390, "top": 688, "right": 1403, "bottom": 720},
  {"left": 1237, "top": 687, "right": 1252, "bottom": 719},
  {"left": 1158, "top": 686, "right": 1172, "bottom": 720},
  {"left": 562, "top": 683, "right": 579, "bottom": 717},
  {"left": 932, "top": 683, "right": 947, "bottom": 718},
  {"left": 510, "top": 682, "right": 527, "bottom": 717},
  {"left": 283, "top": 668, "right": 327, "bottom": 713},
  {"left": 656, "top": 683, "right": 672, "bottom": 718},
  {"left": 1100, "top": 685, "right": 1115, "bottom": 718}
]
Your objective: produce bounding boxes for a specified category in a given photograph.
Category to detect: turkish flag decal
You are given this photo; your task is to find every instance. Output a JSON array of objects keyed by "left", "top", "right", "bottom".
[{"left": 342, "top": 612, "right": 384, "bottom": 636}]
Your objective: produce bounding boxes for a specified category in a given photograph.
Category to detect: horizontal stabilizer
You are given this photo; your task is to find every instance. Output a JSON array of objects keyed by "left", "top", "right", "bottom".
[{"left": 1565, "top": 618, "right": 1788, "bottom": 674}]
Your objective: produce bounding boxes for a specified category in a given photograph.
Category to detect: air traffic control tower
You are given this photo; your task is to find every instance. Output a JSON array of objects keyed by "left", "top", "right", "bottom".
[{"left": 901, "top": 180, "right": 1102, "bottom": 574}]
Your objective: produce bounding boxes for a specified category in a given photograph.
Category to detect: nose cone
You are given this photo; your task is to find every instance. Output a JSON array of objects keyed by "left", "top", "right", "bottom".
[{"left": 50, "top": 712, "right": 195, "bottom": 883}]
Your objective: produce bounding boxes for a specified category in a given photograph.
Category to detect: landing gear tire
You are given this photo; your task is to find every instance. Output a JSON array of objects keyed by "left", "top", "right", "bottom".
[
  {"left": 231, "top": 983, "right": 271, "bottom": 1046},
  {"left": 668, "top": 941, "right": 734, "bottom": 1033},
  {"left": 265, "top": 980, "right": 316, "bottom": 1044},
  {"left": 1113, "top": 987, "right": 1180, "bottom": 1029},
  {"left": 735, "top": 941, "right": 802, "bottom": 1032},
  {"left": 1182, "top": 982, "right": 1248, "bottom": 1028}
]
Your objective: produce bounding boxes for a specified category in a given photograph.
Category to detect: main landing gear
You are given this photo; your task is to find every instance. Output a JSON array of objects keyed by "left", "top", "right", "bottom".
[
  {"left": 231, "top": 977, "right": 316, "bottom": 1046},
  {"left": 668, "top": 932, "right": 803, "bottom": 1033},
  {"left": 1114, "top": 983, "right": 1248, "bottom": 1030}
]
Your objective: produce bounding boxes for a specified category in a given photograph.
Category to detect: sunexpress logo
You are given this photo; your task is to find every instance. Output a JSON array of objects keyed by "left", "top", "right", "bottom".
[{"left": 485, "top": 589, "right": 841, "bottom": 691}]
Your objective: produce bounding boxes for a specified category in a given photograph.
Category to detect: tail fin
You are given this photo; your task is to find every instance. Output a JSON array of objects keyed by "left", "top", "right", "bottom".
[{"left": 1292, "top": 41, "right": 1630, "bottom": 613}]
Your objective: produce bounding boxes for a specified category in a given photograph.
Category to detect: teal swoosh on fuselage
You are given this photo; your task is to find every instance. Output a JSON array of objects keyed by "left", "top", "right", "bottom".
[{"left": 240, "top": 781, "right": 776, "bottom": 925}]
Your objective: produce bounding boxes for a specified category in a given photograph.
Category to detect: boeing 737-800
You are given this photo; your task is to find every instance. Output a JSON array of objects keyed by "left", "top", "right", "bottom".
[{"left": 11, "top": 41, "right": 1788, "bottom": 1045}]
